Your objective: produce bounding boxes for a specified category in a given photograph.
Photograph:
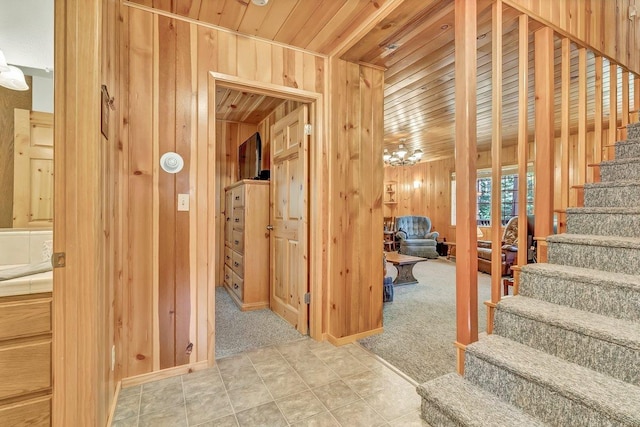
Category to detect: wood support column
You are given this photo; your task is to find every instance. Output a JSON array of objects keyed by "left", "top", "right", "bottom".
[
  {"left": 487, "top": 0, "right": 503, "bottom": 334},
  {"left": 516, "top": 14, "right": 528, "bottom": 272},
  {"left": 534, "top": 27, "right": 554, "bottom": 260},
  {"left": 559, "top": 38, "right": 570, "bottom": 224},
  {"left": 608, "top": 64, "right": 618, "bottom": 161},
  {"left": 454, "top": 0, "right": 478, "bottom": 374},
  {"left": 594, "top": 56, "right": 603, "bottom": 180}
]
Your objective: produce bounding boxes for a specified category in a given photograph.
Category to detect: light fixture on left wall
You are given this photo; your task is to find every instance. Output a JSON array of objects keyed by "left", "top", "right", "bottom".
[{"left": 0, "top": 49, "right": 29, "bottom": 91}]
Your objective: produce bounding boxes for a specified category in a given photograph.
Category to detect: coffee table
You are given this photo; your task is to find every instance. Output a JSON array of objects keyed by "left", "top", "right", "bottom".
[{"left": 385, "top": 253, "right": 427, "bottom": 285}]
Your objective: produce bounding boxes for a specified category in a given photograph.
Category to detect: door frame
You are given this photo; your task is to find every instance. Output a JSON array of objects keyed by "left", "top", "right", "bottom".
[{"left": 207, "top": 72, "right": 325, "bottom": 364}]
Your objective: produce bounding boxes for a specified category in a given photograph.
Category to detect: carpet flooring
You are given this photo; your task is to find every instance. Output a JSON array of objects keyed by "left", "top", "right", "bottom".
[
  {"left": 359, "top": 257, "right": 492, "bottom": 384},
  {"left": 215, "top": 287, "right": 304, "bottom": 359}
]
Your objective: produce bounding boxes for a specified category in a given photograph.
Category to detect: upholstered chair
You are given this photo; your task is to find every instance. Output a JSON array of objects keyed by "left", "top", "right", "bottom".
[
  {"left": 395, "top": 216, "right": 440, "bottom": 259},
  {"left": 477, "top": 215, "right": 535, "bottom": 276}
]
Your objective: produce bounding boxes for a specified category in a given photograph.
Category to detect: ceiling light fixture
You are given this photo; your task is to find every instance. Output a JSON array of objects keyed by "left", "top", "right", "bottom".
[
  {"left": 0, "top": 50, "right": 9, "bottom": 72},
  {"left": 251, "top": 0, "right": 269, "bottom": 5},
  {"left": 0, "top": 49, "right": 29, "bottom": 91},
  {"left": 383, "top": 139, "right": 424, "bottom": 166}
]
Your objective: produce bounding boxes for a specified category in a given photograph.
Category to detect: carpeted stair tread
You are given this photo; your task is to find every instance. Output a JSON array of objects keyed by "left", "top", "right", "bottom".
[
  {"left": 417, "top": 373, "right": 547, "bottom": 427},
  {"left": 583, "top": 180, "right": 640, "bottom": 208},
  {"left": 584, "top": 179, "right": 640, "bottom": 188},
  {"left": 566, "top": 207, "right": 640, "bottom": 237},
  {"left": 566, "top": 206, "right": 640, "bottom": 214},
  {"left": 496, "top": 296, "right": 640, "bottom": 350},
  {"left": 599, "top": 156, "right": 640, "bottom": 181},
  {"left": 615, "top": 139, "right": 640, "bottom": 159},
  {"left": 518, "top": 263, "right": 640, "bottom": 322},
  {"left": 546, "top": 233, "right": 640, "bottom": 249},
  {"left": 600, "top": 156, "right": 640, "bottom": 166},
  {"left": 521, "top": 263, "right": 640, "bottom": 292},
  {"left": 466, "top": 335, "right": 640, "bottom": 424}
]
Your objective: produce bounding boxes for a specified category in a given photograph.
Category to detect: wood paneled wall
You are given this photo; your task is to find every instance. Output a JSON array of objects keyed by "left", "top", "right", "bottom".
[
  {"left": 0, "top": 80, "right": 32, "bottom": 228},
  {"left": 507, "top": 0, "right": 640, "bottom": 74},
  {"left": 118, "top": 6, "right": 331, "bottom": 378},
  {"left": 329, "top": 58, "right": 384, "bottom": 343}
]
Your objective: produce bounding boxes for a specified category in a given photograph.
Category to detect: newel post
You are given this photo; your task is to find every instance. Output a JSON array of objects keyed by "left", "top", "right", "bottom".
[{"left": 454, "top": 0, "right": 478, "bottom": 375}]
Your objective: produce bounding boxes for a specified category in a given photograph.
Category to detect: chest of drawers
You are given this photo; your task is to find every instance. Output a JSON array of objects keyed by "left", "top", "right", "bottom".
[{"left": 223, "top": 180, "right": 270, "bottom": 310}]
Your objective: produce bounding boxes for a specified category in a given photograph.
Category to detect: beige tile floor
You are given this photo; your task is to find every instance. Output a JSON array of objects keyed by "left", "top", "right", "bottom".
[{"left": 111, "top": 338, "right": 430, "bottom": 426}]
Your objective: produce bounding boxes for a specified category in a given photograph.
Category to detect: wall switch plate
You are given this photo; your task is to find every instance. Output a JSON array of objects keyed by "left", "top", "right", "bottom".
[{"left": 178, "top": 193, "right": 189, "bottom": 211}]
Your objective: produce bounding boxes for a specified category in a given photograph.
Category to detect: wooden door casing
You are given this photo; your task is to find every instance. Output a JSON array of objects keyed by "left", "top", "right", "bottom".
[{"left": 269, "top": 105, "right": 309, "bottom": 334}]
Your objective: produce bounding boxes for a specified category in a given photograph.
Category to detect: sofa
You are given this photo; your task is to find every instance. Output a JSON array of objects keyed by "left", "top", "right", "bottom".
[
  {"left": 395, "top": 215, "right": 440, "bottom": 259},
  {"left": 477, "top": 215, "right": 535, "bottom": 276}
]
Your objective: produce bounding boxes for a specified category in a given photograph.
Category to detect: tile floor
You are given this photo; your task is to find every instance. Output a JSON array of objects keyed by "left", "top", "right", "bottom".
[{"left": 111, "top": 338, "right": 430, "bottom": 426}]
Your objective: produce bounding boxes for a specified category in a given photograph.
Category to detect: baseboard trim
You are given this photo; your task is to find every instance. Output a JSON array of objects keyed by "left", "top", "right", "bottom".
[
  {"left": 120, "top": 360, "right": 210, "bottom": 388},
  {"left": 327, "top": 327, "right": 383, "bottom": 346},
  {"left": 106, "top": 381, "right": 121, "bottom": 427}
]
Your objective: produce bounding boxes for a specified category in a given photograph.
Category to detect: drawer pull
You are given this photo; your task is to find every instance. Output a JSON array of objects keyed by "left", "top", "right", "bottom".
[
  {"left": 235, "top": 196, "right": 240, "bottom": 200},
  {"left": 233, "top": 283, "right": 239, "bottom": 289},
  {"left": 234, "top": 261, "right": 239, "bottom": 267},
  {"left": 234, "top": 240, "right": 240, "bottom": 245},
  {"left": 234, "top": 218, "right": 240, "bottom": 222}
]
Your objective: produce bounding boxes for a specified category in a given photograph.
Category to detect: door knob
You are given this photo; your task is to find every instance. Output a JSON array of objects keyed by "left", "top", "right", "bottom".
[{"left": 266, "top": 225, "right": 274, "bottom": 230}]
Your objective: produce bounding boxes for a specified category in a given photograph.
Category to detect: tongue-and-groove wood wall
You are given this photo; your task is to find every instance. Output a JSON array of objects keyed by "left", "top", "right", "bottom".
[{"left": 116, "top": 5, "right": 384, "bottom": 380}]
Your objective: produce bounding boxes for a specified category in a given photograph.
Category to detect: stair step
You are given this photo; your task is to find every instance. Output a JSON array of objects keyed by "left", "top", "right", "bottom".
[
  {"left": 626, "top": 122, "right": 640, "bottom": 140},
  {"left": 547, "top": 233, "right": 640, "bottom": 276},
  {"left": 494, "top": 296, "right": 640, "bottom": 386},
  {"left": 615, "top": 139, "right": 640, "bottom": 159},
  {"left": 417, "top": 373, "right": 546, "bottom": 427},
  {"left": 599, "top": 157, "right": 640, "bottom": 181},
  {"left": 519, "top": 263, "right": 640, "bottom": 322},
  {"left": 465, "top": 335, "right": 640, "bottom": 426},
  {"left": 583, "top": 180, "right": 640, "bottom": 208},
  {"left": 566, "top": 206, "right": 640, "bottom": 238}
]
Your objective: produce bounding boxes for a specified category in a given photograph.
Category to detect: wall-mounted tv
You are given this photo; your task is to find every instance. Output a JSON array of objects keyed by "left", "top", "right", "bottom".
[{"left": 238, "top": 132, "right": 262, "bottom": 180}]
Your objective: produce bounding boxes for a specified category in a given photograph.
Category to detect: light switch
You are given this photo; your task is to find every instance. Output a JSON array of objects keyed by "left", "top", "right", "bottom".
[{"left": 178, "top": 193, "right": 189, "bottom": 211}]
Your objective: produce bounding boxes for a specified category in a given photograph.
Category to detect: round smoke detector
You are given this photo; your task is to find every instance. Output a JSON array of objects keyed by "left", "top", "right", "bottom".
[{"left": 160, "top": 152, "right": 184, "bottom": 174}]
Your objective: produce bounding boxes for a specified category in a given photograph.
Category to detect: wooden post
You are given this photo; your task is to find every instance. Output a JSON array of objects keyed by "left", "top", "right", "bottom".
[
  {"left": 608, "top": 64, "right": 618, "bottom": 161},
  {"left": 577, "top": 47, "right": 587, "bottom": 206},
  {"left": 594, "top": 56, "right": 603, "bottom": 180},
  {"left": 534, "top": 27, "right": 554, "bottom": 262},
  {"left": 559, "top": 38, "right": 570, "bottom": 229},
  {"left": 487, "top": 0, "right": 503, "bottom": 334},
  {"left": 454, "top": 0, "right": 478, "bottom": 374},
  {"left": 622, "top": 70, "right": 630, "bottom": 127},
  {"left": 516, "top": 14, "right": 528, "bottom": 273}
]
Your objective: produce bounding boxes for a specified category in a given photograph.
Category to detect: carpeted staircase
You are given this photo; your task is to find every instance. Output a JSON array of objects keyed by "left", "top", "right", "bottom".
[{"left": 417, "top": 122, "right": 640, "bottom": 426}]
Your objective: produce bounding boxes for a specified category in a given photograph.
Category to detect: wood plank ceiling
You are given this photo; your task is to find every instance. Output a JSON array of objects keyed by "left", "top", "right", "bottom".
[{"left": 128, "top": 0, "right": 631, "bottom": 163}]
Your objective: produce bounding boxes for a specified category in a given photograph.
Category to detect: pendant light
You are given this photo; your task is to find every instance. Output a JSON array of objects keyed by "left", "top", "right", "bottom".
[{"left": 0, "top": 49, "right": 29, "bottom": 91}]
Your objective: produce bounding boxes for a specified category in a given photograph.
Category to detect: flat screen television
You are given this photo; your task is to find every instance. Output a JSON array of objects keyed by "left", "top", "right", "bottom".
[{"left": 238, "top": 132, "right": 262, "bottom": 180}]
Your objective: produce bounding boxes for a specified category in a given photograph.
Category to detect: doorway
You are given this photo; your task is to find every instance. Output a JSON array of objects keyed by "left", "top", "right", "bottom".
[{"left": 209, "top": 73, "right": 324, "bottom": 360}]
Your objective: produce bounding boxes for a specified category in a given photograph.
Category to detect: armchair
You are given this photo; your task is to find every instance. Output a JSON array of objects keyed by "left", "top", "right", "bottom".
[
  {"left": 395, "top": 216, "right": 440, "bottom": 259},
  {"left": 477, "top": 215, "right": 535, "bottom": 276}
]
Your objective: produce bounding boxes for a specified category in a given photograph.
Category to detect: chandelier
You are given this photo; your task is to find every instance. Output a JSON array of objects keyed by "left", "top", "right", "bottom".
[{"left": 383, "top": 140, "right": 423, "bottom": 166}]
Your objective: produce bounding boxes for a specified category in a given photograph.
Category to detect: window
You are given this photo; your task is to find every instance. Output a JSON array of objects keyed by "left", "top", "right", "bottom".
[
  {"left": 477, "top": 172, "right": 534, "bottom": 225},
  {"left": 451, "top": 165, "right": 534, "bottom": 226}
]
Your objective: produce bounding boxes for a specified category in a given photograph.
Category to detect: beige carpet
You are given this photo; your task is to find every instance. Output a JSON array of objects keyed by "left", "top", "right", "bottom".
[{"left": 359, "top": 256, "right": 492, "bottom": 384}]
